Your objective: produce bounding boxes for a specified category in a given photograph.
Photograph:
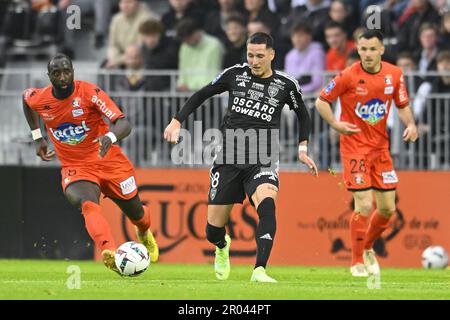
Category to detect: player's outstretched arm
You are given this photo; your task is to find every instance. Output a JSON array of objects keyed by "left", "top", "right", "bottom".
[
  {"left": 93, "top": 116, "right": 131, "bottom": 158},
  {"left": 397, "top": 105, "right": 418, "bottom": 142},
  {"left": 22, "top": 99, "right": 55, "bottom": 161},
  {"left": 315, "top": 98, "right": 361, "bottom": 135},
  {"left": 164, "top": 84, "right": 224, "bottom": 144}
]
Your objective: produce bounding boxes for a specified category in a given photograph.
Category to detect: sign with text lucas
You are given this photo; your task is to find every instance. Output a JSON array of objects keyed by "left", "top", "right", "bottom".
[{"left": 98, "top": 170, "right": 450, "bottom": 268}]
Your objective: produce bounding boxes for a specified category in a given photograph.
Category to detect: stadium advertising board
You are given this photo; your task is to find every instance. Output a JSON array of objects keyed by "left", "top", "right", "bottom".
[{"left": 99, "top": 170, "right": 450, "bottom": 267}]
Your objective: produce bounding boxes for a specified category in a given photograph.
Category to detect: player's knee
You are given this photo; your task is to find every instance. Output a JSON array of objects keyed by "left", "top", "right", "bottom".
[
  {"left": 255, "top": 185, "right": 278, "bottom": 204},
  {"left": 66, "top": 194, "right": 97, "bottom": 211},
  {"left": 355, "top": 200, "right": 373, "bottom": 215},
  {"left": 78, "top": 198, "right": 99, "bottom": 211},
  {"left": 65, "top": 186, "right": 99, "bottom": 211},
  {"left": 205, "top": 222, "right": 225, "bottom": 244},
  {"left": 377, "top": 206, "right": 395, "bottom": 217},
  {"left": 124, "top": 206, "right": 144, "bottom": 221}
]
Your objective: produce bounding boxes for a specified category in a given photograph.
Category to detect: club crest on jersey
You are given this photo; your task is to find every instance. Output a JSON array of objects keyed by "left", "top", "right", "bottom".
[
  {"left": 268, "top": 85, "right": 279, "bottom": 97},
  {"left": 355, "top": 99, "right": 388, "bottom": 125},
  {"left": 384, "top": 75, "right": 393, "bottom": 85},
  {"left": 49, "top": 121, "right": 91, "bottom": 145},
  {"left": 354, "top": 174, "right": 365, "bottom": 185},
  {"left": 72, "top": 97, "right": 81, "bottom": 108}
]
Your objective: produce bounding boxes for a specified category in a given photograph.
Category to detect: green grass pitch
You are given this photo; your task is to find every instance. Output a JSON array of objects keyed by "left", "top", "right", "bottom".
[{"left": 0, "top": 260, "right": 448, "bottom": 300}]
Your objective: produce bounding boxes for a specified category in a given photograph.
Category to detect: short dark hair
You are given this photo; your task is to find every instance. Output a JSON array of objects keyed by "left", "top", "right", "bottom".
[
  {"left": 248, "top": 18, "right": 272, "bottom": 34},
  {"left": 139, "top": 19, "right": 164, "bottom": 35},
  {"left": 246, "top": 32, "right": 274, "bottom": 49},
  {"left": 358, "top": 29, "right": 384, "bottom": 42},
  {"left": 347, "top": 48, "right": 359, "bottom": 60},
  {"left": 47, "top": 53, "right": 72, "bottom": 71},
  {"left": 290, "top": 21, "right": 312, "bottom": 35},
  {"left": 437, "top": 50, "right": 450, "bottom": 63},
  {"left": 176, "top": 18, "right": 201, "bottom": 40},
  {"left": 324, "top": 21, "right": 345, "bottom": 32},
  {"left": 332, "top": 0, "right": 351, "bottom": 13},
  {"left": 225, "top": 13, "right": 246, "bottom": 27},
  {"left": 419, "top": 22, "right": 439, "bottom": 36},
  {"left": 396, "top": 51, "right": 415, "bottom": 62},
  {"left": 441, "top": 11, "right": 450, "bottom": 33}
]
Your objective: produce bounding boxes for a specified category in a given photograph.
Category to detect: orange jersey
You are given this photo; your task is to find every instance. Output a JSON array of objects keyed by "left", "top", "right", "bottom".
[
  {"left": 319, "top": 61, "right": 409, "bottom": 154},
  {"left": 23, "top": 80, "right": 124, "bottom": 166}
]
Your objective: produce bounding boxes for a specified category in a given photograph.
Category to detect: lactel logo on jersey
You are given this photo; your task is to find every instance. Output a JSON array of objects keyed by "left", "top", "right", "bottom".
[
  {"left": 355, "top": 99, "right": 388, "bottom": 125},
  {"left": 49, "top": 121, "right": 91, "bottom": 145},
  {"left": 91, "top": 95, "right": 117, "bottom": 120}
]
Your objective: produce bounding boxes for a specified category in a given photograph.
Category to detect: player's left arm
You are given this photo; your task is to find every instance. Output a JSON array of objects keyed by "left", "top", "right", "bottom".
[
  {"left": 394, "top": 72, "right": 418, "bottom": 142},
  {"left": 94, "top": 116, "right": 131, "bottom": 158},
  {"left": 89, "top": 84, "right": 129, "bottom": 158},
  {"left": 288, "top": 86, "right": 318, "bottom": 176},
  {"left": 397, "top": 105, "right": 418, "bottom": 142}
]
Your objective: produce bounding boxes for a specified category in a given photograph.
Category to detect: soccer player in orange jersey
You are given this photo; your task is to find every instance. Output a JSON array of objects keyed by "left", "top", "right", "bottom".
[
  {"left": 22, "top": 54, "right": 159, "bottom": 274},
  {"left": 315, "top": 30, "right": 418, "bottom": 277}
]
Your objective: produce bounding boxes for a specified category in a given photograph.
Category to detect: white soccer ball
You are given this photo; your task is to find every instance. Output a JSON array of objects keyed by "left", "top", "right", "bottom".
[
  {"left": 115, "top": 241, "right": 150, "bottom": 276},
  {"left": 421, "top": 246, "right": 448, "bottom": 269}
]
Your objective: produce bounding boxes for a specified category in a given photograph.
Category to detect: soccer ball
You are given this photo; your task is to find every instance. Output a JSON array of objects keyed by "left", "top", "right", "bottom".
[
  {"left": 115, "top": 241, "right": 150, "bottom": 276},
  {"left": 421, "top": 246, "right": 448, "bottom": 269}
]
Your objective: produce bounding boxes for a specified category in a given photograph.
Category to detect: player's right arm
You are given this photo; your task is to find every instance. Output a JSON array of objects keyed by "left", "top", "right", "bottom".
[
  {"left": 164, "top": 68, "right": 231, "bottom": 144},
  {"left": 85, "top": 84, "right": 130, "bottom": 158},
  {"left": 315, "top": 72, "right": 361, "bottom": 135},
  {"left": 22, "top": 98, "right": 55, "bottom": 161},
  {"left": 315, "top": 98, "right": 361, "bottom": 135},
  {"left": 393, "top": 70, "right": 418, "bottom": 142}
]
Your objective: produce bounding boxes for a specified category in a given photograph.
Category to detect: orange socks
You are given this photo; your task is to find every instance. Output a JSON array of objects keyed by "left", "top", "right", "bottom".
[
  {"left": 364, "top": 210, "right": 391, "bottom": 250},
  {"left": 81, "top": 201, "right": 116, "bottom": 251},
  {"left": 350, "top": 211, "right": 368, "bottom": 265},
  {"left": 130, "top": 205, "right": 151, "bottom": 234}
]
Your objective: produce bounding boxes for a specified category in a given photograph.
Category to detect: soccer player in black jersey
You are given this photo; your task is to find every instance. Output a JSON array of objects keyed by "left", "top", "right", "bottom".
[{"left": 164, "top": 33, "right": 318, "bottom": 282}]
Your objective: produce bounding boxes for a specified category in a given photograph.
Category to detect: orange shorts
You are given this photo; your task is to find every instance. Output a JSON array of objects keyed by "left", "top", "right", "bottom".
[
  {"left": 341, "top": 150, "right": 398, "bottom": 191},
  {"left": 61, "top": 148, "right": 138, "bottom": 200}
]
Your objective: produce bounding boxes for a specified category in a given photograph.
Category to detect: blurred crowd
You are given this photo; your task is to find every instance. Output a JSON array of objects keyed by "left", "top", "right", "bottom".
[
  {"left": 0, "top": 0, "right": 449, "bottom": 93},
  {"left": 0, "top": 0, "right": 449, "bottom": 168}
]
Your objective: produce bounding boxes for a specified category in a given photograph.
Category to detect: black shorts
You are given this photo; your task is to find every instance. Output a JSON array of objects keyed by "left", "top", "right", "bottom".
[{"left": 208, "top": 163, "right": 279, "bottom": 206}]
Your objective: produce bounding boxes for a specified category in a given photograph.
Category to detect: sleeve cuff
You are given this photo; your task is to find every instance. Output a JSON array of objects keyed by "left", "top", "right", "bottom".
[
  {"left": 319, "top": 96, "right": 333, "bottom": 105},
  {"left": 396, "top": 102, "right": 409, "bottom": 109}
]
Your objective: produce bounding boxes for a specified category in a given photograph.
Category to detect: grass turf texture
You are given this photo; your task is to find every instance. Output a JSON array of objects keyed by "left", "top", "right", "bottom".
[{"left": 0, "top": 260, "right": 448, "bottom": 300}]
